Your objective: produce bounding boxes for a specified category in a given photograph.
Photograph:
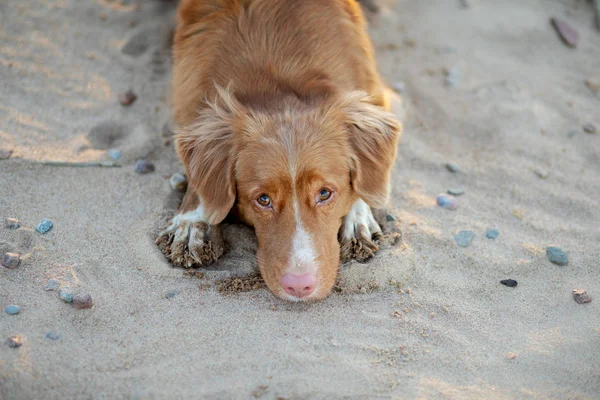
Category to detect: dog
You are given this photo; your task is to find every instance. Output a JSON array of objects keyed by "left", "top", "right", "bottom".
[{"left": 156, "top": 0, "right": 402, "bottom": 301}]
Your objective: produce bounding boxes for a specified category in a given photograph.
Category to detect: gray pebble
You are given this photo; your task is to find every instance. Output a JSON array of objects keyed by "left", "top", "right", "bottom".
[
  {"left": 5, "top": 218, "right": 20, "bottom": 229},
  {"left": 5, "top": 305, "right": 20, "bottom": 315},
  {"left": 73, "top": 294, "right": 93, "bottom": 309},
  {"left": 1, "top": 252, "right": 21, "bottom": 269},
  {"left": 36, "top": 219, "right": 53, "bottom": 234},
  {"left": 572, "top": 289, "right": 592, "bottom": 304},
  {"left": 485, "top": 228, "right": 500, "bottom": 239},
  {"left": 446, "top": 162, "right": 461, "bottom": 173},
  {"left": 533, "top": 167, "right": 549, "bottom": 179},
  {"left": 44, "top": 279, "right": 60, "bottom": 291},
  {"left": 169, "top": 173, "right": 187, "bottom": 191},
  {"left": 6, "top": 335, "right": 23, "bottom": 348},
  {"left": 59, "top": 287, "right": 74, "bottom": 303},
  {"left": 385, "top": 214, "right": 396, "bottom": 222},
  {"left": 445, "top": 67, "right": 462, "bottom": 87},
  {"left": 134, "top": 160, "right": 155, "bottom": 174},
  {"left": 455, "top": 230, "right": 474, "bottom": 247},
  {"left": 546, "top": 246, "right": 568, "bottom": 266},
  {"left": 118, "top": 89, "right": 137, "bottom": 106},
  {"left": 45, "top": 332, "right": 60, "bottom": 340},
  {"left": 165, "top": 290, "right": 179, "bottom": 299},
  {"left": 447, "top": 188, "right": 465, "bottom": 196},
  {"left": 108, "top": 148, "right": 122, "bottom": 161},
  {"left": 583, "top": 123, "right": 597, "bottom": 134}
]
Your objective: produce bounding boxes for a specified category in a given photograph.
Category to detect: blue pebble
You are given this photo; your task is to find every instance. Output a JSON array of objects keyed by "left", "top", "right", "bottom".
[
  {"left": 36, "top": 219, "right": 53, "bottom": 234},
  {"left": 455, "top": 230, "right": 474, "bottom": 247},
  {"left": 546, "top": 246, "right": 568, "bottom": 266},
  {"left": 437, "top": 195, "right": 458, "bottom": 210},
  {"left": 5, "top": 305, "right": 20, "bottom": 315},
  {"left": 165, "top": 290, "right": 179, "bottom": 299},
  {"left": 44, "top": 279, "right": 60, "bottom": 291},
  {"left": 485, "top": 229, "right": 499, "bottom": 240},
  {"left": 108, "top": 149, "right": 122, "bottom": 161},
  {"left": 45, "top": 332, "right": 60, "bottom": 340},
  {"left": 59, "top": 287, "right": 74, "bottom": 303}
]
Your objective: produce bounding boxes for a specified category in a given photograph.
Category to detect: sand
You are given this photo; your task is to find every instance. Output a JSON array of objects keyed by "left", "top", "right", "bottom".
[{"left": 1, "top": 0, "right": 599, "bottom": 398}]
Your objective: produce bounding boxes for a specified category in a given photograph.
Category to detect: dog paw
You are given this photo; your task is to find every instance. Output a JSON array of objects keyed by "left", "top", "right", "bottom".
[
  {"left": 156, "top": 217, "right": 224, "bottom": 268},
  {"left": 339, "top": 199, "right": 382, "bottom": 263}
]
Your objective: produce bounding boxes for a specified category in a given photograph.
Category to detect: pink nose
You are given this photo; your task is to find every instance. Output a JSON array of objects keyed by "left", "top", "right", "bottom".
[{"left": 281, "top": 273, "right": 316, "bottom": 298}]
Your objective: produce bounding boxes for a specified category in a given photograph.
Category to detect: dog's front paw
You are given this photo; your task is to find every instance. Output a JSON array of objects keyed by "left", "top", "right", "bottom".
[
  {"left": 156, "top": 216, "right": 224, "bottom": 268},
  {"left": 339, "top": 199, "right": 382, "bottom": 263}
]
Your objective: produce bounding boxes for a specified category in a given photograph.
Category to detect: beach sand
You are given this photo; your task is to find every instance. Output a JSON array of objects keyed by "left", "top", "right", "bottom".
[{"left": 1, "top": 0, "right": 599, "bottom": 398}]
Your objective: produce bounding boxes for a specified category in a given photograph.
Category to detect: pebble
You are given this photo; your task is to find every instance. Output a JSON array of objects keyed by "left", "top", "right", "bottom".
[
  {"left": 59, "top": 287, "right": 74, "bottom": 303},
  {"left": 391, "top": 82, "right": 405, "bottom": 94},
  {"left": 436, "top": 195, "right": 459, "bottom": 210},
  {"left": 500, "top": 279, "right": 518, "bottom": 288},
  {"left": 0, "top": 149, "right": 13, "bottom": 160},
  {"left": 45, "top": 332, "right": 60, "bottom": 340},
  {"left": 164, "top": 290, "right": 179, "bottom": 299},
  {"left": 44, "top": 279, "right": 60, "bottom": 291},
  {"left": 447, "top": 188, "right": 464, "bottom": 196},
  {"left": 134, "top": 160, "right": 155, "bottom": 174},
  {"left": 584, "top": 78, "right": 600, "bottom": 95},
  {"left": 5, "top": 218, "right": 20, "bottom": 229},
  {"left": 485, "top": 228, "right": 499, "bottom": 239},
  {"left": 506, "top": 352, "right": 517, "bottom": 360},
  {"left": 572, "top": 289, "right": 592, "bottom": 304},
  {"left": 36, "top": 219, "right": 53, "bottom": 234},
  {"left": 445, "top": 67, "right": 462, "bottom": 87},
  {"left": 550, "top": 17, "right": 578, "bottom": 48},
  {"left": 169, "top": 173, "right": 187, "bottom": 191},
  {"left": 583, "top": 123, "right": 597, "bottom": 134},
  {"left": 533, "top": 167, "right": 549, "bottom": 179},
  {"left": 5, "top": 305, "right": 21, "bottom": 315},
  {"left": 108, "top": 148, "right": 122, "bottom": 160},
  {"left": 546, "top": 246, "right": 568, "bottom": 266},
  {"left": 6, "top": 336, "right": 23, "bottom": 348},
  {"left": 385, "top": 214, "right": 396, "bottom": 222},
  {"left": 1, "top": 252, "right": 21, "bottom": 269},
  {"left": 118, "top": 89, "right": 137, "bottom": 106},
  {"left": 455, "top": 230, "right": 474, "bottom": 247},
  {"left": 446, "top": 162, "right": 461, "bottom": 173},
  {"left": 73, "top": 294, "right": 93, "bottom": 309}
]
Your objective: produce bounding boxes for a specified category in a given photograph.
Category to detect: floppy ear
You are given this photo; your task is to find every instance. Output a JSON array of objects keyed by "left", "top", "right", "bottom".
[
  {"left": 175, "top": 86, "right": 245, "bottom": 224},
  {"left": 341, "top": 92, "right": 402, "bottom": 209}
]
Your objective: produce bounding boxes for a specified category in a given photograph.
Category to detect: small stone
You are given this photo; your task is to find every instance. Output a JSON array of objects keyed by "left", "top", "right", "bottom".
[
  {"left": 447, "top": 188, "right": 465, "bottom": 196},
  {"left": 5, "top": 218, "right": 20, "bottom": 229},
  {"left": 5, "top": 305, "right": 21, "bottom": 315},
  {"left": 44, "top": 279, "right": 60, "bottom": 291},
  {"left": 73, "top": 294, "right": 93, "bottom": 309},
  {"left": 533, "top": 167, "right": 549, "bottom": 179},
  {"left": 169, "top": 173, "right": 187, "bottom": 191},
  {"left": 583, "top": 123, "right": 597, "bottom": 134},
  {"left": 546, "top": 246, "right": 568, "bottom": 266},
  {"left": 500, "top": 279, "right": 518, "bottom": 288},
  {"left": 134, "top": 160, "right": 155, "bottom": 174},
  {"left": 550, "top": 17, "right": 578, "bottom": 48},
  {"left": 572, "top": 289, "right": 592, "bottom": 304},
  {"left": 36, "top": 219, "right": 53, "bottom": 234},
  {"left": 0, "top": 149, "right": 13, "bottom": 160},
  {"left": 445, "top": 67, "right": 461, "bottom": 87},
  {"left": 59, "top": 287, "right": 74, "bottom": 303},
  {"left": 1, "top": 252, "right": 21, "bottom": 269},
  {"left": 165, "top": 290, "right": 179, "bottom": 299},
  {"left": 446, "top": 162, "right": 461, "bottom": 173},
  {"left": 436, "top": 195, "right": 459, "bottom": 210},
  {"left": 118, "top": 89, "right": 137, "bottom": 106},
  {"left": 455, "top": 230, "right": 474, "bottom": 247},
  {"left": 391, "top": 82, "right": 405, "bottom": 94},
  {"left": 385, "top": 214, "right": 396, "bottom": 222},
  {"left": 506, "top": 352, "right": 517, "bottom": 360},
  {"left": 45, "top": 332, "right": 60, "bottom": 340},
  {"left": 485, "top": 228, "right": 499, "bottom": 239},
  {"left": 6, "top": 336, "right": 23, "bottom": 348},
  {"left": 108, "top": 148, "right": 122, "bottom": 160},
  {"left": 584, "top": 79, "right": 600, "bottom": 95}
]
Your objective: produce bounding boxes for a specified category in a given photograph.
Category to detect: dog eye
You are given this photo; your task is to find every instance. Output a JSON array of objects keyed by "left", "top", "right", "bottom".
[
  {"left": 256, "top": 194, "right": 272, "bottom": 207},
  {"left": 318, "top": 189, "right": 332, "bottom": 202}
]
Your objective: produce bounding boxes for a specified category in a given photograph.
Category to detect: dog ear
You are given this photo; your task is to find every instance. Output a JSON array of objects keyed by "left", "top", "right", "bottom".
[
  {"left": 175, "top": 86, "right": 246, "bottom": 224},
  {"left": 338, "top": 92, "right": 402, "bottom": 209}
]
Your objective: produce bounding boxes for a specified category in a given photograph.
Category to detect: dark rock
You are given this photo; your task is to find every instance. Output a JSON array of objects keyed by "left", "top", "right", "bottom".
[
  {"left": 165, "top": 290, "right": 179, "bottom": 299},
  {"left": 500, "top": 279, "right": 518, "bottom": 288},
  {"left": 447, "top": 188, "right": 465, "bottom": 196},
  {"left": 546, "top": 246, "right": 568, "bottom": 266},
  {"left": 73, "top": 294, "right": 93, "bottom": 309},
  {"left": 455, "top": 230, "right": 474, "bottom": 247},
  {"left": 134, "top": 160, "right": 155, "bottom": 174},
  {"left": 5, "top": 218, "right": 20, "bottom": 229},
  {"left": 572, "top": 289, "right": 592, "bottom": 304},
  {"left": 550, "top": 17, "right": 578, "bottom": 48},
  {"left": 583, "top": 123, "right": 597, "bottom": 134},
  {"left": 385, "top": 214, "right": 396, "bottom": 222},
  {"left": 485, "top": 228, "right": 499, "bottom": 239},
  {"left": 1, "top": 252, "right": 21, "bottom": 269},
  {"left": 118, "top": 90, "right": 137, "bottom": 106}
]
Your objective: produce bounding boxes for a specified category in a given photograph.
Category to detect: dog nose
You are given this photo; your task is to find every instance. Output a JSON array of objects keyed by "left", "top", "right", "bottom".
[{"left": 281, "top": 273, "right": 316, "bottom": 298}]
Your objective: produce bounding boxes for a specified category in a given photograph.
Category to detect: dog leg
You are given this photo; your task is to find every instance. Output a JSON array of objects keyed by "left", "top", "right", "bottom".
[
  {"left": 339, "top": 198, "right": 382, "bottom": 262},
  {"left": 156, "top": 189, "right": 224, "bottom": 268}
]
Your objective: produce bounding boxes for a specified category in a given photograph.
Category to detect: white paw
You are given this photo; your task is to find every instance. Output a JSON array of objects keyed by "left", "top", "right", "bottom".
[{"left": 339, "top": 199, "right": 382, "bottom": 262}]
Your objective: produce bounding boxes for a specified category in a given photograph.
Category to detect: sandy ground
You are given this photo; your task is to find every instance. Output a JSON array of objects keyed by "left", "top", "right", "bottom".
[{"left": 1, "top": 0, "right": 600, "bottom": 399}]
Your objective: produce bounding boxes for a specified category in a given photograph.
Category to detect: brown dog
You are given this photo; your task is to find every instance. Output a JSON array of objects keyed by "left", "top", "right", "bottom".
[{"left": 157, "top": 0, "right": 402, "bottom": 301}]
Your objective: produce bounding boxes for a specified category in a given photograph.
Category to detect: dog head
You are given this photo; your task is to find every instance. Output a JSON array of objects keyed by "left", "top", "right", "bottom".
[{"left": 176, "top": 86, "right": 401, "bottom": 301}]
